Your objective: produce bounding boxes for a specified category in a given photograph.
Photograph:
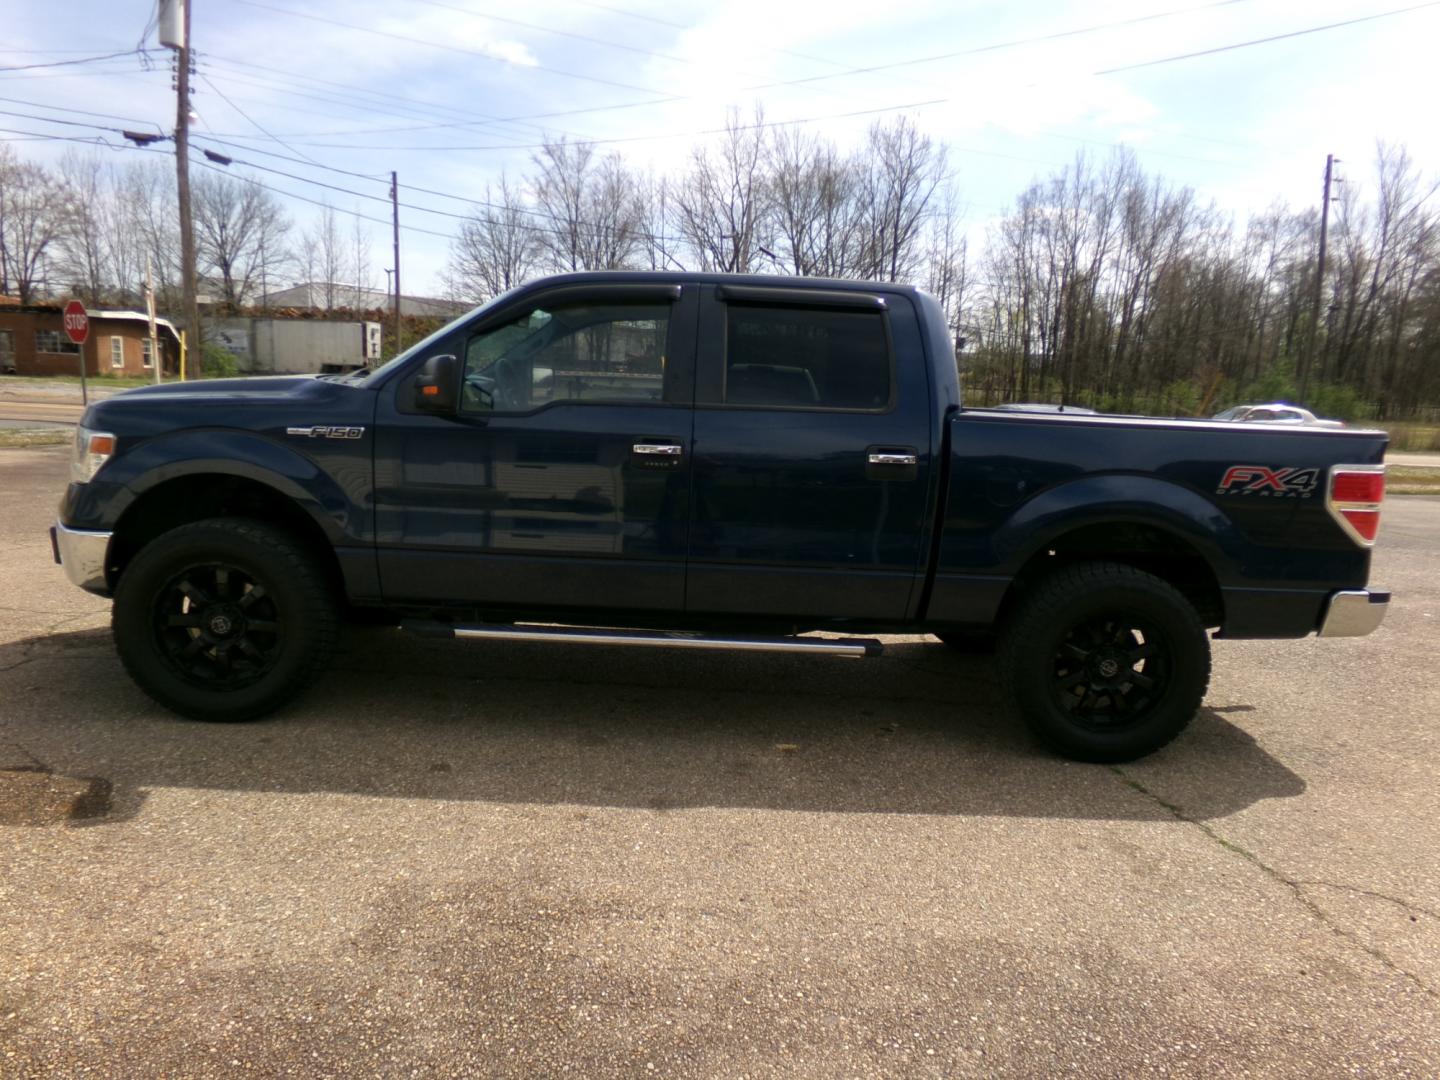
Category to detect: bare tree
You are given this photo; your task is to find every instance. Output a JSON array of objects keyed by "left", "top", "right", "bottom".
[
  {"left": 636, "top": 171, "right": 683, "bottom": 272},
  {"left": 121, "top": 161, "right": 181, "bottom": 312},
  {"left": 54, "top": 152, "right": 108, "bottom": 305},
  {"left": 671, "top": 107, "right": 772, "bottom": 274},
  {"left": 767, "top": 126, "right": 864, "bottom": 277},
  {"left": 192, "top": 171, "right": 290, "bottom": 311},
  {"left": 0, "top": 149, "right": 68, "bottom": 304},
  {"left": 447, "top": 174, "right": 540, "bottom": 302},
  {"left": 586, "top": 154, "right": 646, "bottom": 270},
  {"left": 857, "top": 117, "right": 947, "bottom": 282},
  {"left": 298, "top": 202, "right": 346, "bottom": 309},
  {"left": 530, "top": 139, "right": 645, "bottom": 272},
  {"left": 925, "top": 184, "right": 969, "bottom": 350},
  {"left": 348, "top": 212, "right": 373, "bottom": 309}
]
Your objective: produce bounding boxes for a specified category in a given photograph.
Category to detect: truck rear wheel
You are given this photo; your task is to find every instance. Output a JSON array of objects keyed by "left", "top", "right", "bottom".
[
  {"left": 112, "top": 518, "right": 338, "bottom": 722},
  {"left": 997, "top": 561, "right": 1211, "bottom": 762}
]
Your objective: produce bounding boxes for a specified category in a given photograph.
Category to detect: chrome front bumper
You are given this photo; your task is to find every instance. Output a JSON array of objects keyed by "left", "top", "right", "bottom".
[
  {"left": 1318, "top": 588, "right": 1390, "bottom": 638},
  {"left": 50, "top": 521, "right": 112, "bottom": 593}
]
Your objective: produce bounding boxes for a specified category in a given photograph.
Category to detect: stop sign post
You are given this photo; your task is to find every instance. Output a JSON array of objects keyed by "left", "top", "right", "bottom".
[{"left": 63, "top": 300, "right": 89, "bottom": 404}]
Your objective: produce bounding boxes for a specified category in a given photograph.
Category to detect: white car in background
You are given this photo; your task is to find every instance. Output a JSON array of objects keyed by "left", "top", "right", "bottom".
[{"left": 1212, "top": 402, "right": 1346, "bottom": 427}]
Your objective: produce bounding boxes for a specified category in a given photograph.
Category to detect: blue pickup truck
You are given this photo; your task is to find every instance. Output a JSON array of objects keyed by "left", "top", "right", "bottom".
[{"left": 52, "top": 272, "right": 1389, "bottom": 761}]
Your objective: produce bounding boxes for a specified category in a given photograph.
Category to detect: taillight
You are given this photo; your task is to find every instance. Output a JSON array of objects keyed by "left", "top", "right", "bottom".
[{"left": 1327, "top": 465, "right": 1385, "bottom": 546}]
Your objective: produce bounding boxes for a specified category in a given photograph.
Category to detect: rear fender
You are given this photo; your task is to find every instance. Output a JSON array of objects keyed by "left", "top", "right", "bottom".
[{"left": 989, "top": 474, "right": 1245, "bottom": 582}]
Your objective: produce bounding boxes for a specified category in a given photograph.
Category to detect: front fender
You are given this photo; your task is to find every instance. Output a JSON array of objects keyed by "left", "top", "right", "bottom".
[{"left": 62, "top": 429, "right": 360, "bottom": 544}]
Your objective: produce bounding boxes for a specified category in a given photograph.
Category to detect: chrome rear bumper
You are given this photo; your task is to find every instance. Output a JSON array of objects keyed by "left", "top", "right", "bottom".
[
  {"left": 1318, "top": 588, "right": 1390, "bottom": 638},
  {"left": 51, "top": 522, "right": 112, "bottom": 593}
]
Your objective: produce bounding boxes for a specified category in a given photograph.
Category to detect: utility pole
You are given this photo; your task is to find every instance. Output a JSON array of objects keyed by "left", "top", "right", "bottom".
[
  {"left": 390, "top": 171, "right": 402, "bottom": 357},
  {"left": 145, "top": 254, "right": 161, "bottom": 385},
  {"left": 1301, "top": 153, "right": 1335, "bottom": 400},
  {"left": 163, "top": 0, "right": 202, "bottom": 378}
]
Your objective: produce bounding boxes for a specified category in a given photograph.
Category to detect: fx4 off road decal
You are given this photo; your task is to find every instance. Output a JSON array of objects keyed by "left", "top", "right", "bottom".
[{"left": 1217, "top": 465, "right": 1319, "bottom": 498}]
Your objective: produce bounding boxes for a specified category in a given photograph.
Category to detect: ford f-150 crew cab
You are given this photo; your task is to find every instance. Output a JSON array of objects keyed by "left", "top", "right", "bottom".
[{"left": 51, "top": 272, "right": 1390, "bottom": 762}]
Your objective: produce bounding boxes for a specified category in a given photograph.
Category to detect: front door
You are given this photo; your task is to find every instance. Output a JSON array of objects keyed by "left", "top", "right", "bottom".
[{"left": 374, "top": 284, "right": 698, "bottom": 616}]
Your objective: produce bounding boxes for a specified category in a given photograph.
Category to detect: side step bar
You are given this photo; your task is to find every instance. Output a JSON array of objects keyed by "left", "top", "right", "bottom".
[{"left": 401, "top": 620, "right": 883, "bottom": 658}]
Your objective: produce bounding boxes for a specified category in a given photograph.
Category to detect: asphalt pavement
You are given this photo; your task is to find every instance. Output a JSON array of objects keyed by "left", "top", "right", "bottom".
[{"left": 1, "top": 445, "right": 1437, "bottom": 1077}]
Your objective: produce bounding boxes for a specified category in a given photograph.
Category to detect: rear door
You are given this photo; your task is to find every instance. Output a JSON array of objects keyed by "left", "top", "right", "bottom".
[
  {"left": 685, "top": 284, "right": 935, "bottom": 621},
  {"left": 373, "top": 283, "right": 699, "bottom": 615}
]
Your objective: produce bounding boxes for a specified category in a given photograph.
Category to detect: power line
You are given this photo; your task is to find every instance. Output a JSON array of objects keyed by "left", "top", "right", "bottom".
[
  {"left": 213, "top": 0, "right": 1431, "bottom": 143},
  {"left": 405, "top": 0, "right": 869, "bottom": 108},
  {"left": 196, "top": 52, "right": 594, "bottom": 144},
  {"left": 0, "top": 62, "right": 159, "bottom": 82},
  {"left": 193, "top": 63, "right": 557, "bottom": 149},
  {"left": 559, "top": 0, "right": 884, "bottom": 72},
  {"left": 194, "top": 74, "right": 493, "bottom": 141},
  {"left": 735, "top": 0, "right": 1250, "bottom": 95},
  {"left": 192, "top": 143, "right": 689, "bottom": 247},
  {"left": 0, "top": 49, "right": 157, "bottom": 73},
  {"left": 1092, "top": 0, "right": 1440, "bottom": 75},
  {"left": 0, "top": 126, "right": 115, "bottom": 146},
  {"left": 190, "top": 156, "right": 457, "bottom": 240},
  {"left": 0, "top": 94, "right": 162, "bottom": 129},
  {"left": 230, "top": 0, "right": 684, "bottom": 99},
  {"left": 0, "top": 107, "right": 134, "bottom": 134},
  {"left": 211, "top": 3, "right": 1439, "bottom": 159},
  {"left": 408, "top": 0, "right": 696, "bottom": 67},
  {"left": 192, "top": 134, "right": 386, "bottom": 180},
  {"left": 212, "top": 1, "right": 1253, "bottom": 140},
  {"left": 210, "top": 96, "right": 950, "bottom": 153},
  {"left": 198, "top": 72, "right": 324, "bottom": 166}
]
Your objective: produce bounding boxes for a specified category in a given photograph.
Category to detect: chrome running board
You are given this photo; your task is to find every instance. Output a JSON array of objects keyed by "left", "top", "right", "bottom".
[{"left": 402, "top": 621, "right": 883, "bottom": 658}]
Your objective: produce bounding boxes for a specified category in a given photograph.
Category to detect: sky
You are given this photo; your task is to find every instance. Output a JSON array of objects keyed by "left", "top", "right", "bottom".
[{"left": 3, "top": 0, "right": 1439, "bottom": 296}]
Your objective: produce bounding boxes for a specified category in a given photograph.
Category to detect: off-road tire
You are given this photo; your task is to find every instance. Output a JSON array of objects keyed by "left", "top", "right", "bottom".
[
  {"left": 112, "top": 517, "right": 338, "bottom": 722},
  {"left": 997, "top": 561, "right": 1211, "bottom": 762}
]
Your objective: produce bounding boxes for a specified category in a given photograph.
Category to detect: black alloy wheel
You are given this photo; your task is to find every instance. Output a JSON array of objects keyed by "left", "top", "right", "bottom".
[
  {"left": 113, "top": 518, "right": 337, "bottom": 722},
  {"left": 997, "top": 561, "right": 1211, "bottom": 762},
  {"left": 151, "top": 562, "right": 283, "bottom": 690},
  {"left": 1050, "top": 614, "right": 1170, "bottom": 731}
]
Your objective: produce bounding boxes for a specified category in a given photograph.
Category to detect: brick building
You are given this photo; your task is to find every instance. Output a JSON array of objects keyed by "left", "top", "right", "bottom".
[{"left": 0, "top": 305, "right": 180, "bottom": 378}]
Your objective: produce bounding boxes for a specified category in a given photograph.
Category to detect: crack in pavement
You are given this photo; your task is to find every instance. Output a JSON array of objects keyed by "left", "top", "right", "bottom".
[
  {"left": 0, "top": 737, "right": 48, "bottom": 772},
  {"left": 1112, "top": 767, "right": 1439, "bottom": 1001},
  {"left": 1294, "top": 880, "right": 1440, "bottom": 924}
]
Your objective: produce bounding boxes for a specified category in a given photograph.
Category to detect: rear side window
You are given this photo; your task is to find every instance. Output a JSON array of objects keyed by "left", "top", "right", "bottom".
[{"left": 724, "top": 303, "right": 891, "bottom": 410}]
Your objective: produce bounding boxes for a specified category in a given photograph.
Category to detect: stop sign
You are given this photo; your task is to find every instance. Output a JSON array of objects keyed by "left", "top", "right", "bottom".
[{"left": 63, "top": 299, "right": 89, "bottom": 345}]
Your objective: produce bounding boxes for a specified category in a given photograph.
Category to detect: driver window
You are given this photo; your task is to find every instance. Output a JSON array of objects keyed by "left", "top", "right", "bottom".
[{"left": 462, "top": 302, "right": 670, "bottom": 413}]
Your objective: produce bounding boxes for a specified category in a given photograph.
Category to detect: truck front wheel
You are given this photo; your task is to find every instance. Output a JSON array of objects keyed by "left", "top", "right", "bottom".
[
  {"left": 997, "top": 562, "right": 1211, "bottom": 762},
  {"left": 112, "top": 518, "right": 338, "bottom": 722}
]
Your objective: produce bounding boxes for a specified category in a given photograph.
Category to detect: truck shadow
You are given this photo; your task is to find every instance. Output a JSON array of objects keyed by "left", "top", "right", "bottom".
[{"left": 0, "top": 626, "right": 1305, "bottom": 826}]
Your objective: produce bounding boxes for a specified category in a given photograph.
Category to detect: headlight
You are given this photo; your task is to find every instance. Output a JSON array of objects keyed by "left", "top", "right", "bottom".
[{"left": 71, "top": 426, "right": 116, "bottom": 484}]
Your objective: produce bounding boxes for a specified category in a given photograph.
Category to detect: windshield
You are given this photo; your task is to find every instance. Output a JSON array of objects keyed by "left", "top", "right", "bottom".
[{"left": 357, "top": 286, "right": 525, "bottom": 388}]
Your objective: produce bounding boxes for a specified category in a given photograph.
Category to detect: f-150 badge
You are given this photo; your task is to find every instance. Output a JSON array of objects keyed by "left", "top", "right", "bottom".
[
  {"left": 285, "top": 425, "right": 365, "bottom": 440},
  {"left": 1217, "top": 465, "right": 1318, "bottom": 497}
]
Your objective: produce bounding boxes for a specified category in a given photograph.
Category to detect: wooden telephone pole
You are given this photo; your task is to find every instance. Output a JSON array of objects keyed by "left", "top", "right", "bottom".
[
  {"left": 163, "top": 0, "right": 201, "bottom": 377},
  {"left": 391, "top": 171, "right": 402, "bottom": 356}
]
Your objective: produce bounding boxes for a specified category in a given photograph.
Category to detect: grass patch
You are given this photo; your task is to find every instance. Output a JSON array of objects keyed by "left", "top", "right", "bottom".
[
  {"left": 1388, "top": 465, "right": 1440, "bottom": 495},
  {"left": 0, "top": 374, "right": 161, "bottom": 391},
  {"left": 1379, "top": 421, "right": 1440, "bottom": 452},
  {"left": 0, "top": 428, "right": 71, "bottom": 449}
]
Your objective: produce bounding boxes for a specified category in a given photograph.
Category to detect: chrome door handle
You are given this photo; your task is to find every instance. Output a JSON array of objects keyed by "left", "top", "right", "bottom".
[
  {"left": 633, "top": 442, "right": 684, "bottom": 456},
  {"left": 868, "top": 452, "right": 917, "bottom": 466}
]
